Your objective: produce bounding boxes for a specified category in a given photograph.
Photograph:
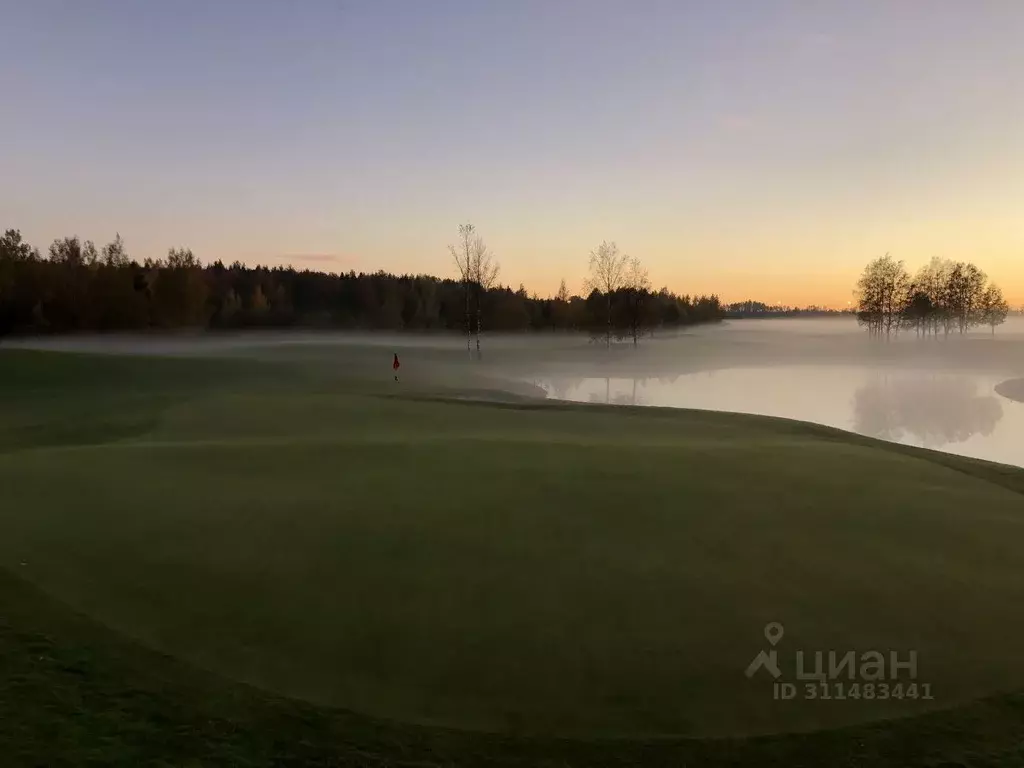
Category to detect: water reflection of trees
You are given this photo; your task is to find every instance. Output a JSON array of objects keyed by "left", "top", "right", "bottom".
[
  {"left": 853, "top": 374, "right": 1003, "bottom": 447},
  {"left": 540, "top": 373, "right": 684, "bottom": 405},
  {"left": 534, "top": 378, "right": 583, "bottom": 401},
  {"left": 610, "top": 378, "right": 641, "bottom": 406}
]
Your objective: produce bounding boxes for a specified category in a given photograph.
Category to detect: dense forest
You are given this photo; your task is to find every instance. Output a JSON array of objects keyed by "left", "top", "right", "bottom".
[
  {"left": 0, "top": 228, "right": 724, "bottom": 342},
  {"left": 723, "top": 300, "right": 853, "bottom": 318}
]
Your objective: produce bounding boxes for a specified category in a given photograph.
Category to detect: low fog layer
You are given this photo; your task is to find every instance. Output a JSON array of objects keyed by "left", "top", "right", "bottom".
[
  {"left": 8, "top": 315, "right": 1024, "bottom": 369},
  {"left": 7, "top": 317, "right": 1024, "bottom": 466}
]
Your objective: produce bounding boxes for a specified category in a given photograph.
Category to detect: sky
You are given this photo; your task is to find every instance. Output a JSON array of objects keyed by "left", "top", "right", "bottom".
[{"left": 3, "top": 1, "right": 1024, "bottom": 307}]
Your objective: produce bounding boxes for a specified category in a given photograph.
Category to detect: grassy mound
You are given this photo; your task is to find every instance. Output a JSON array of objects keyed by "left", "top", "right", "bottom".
[
  {"left": 996, "top": 378, "right": 1024, "bottom": 403},
  {"left": 3, "top": 347, "right": 1024, "bottom": 764}
]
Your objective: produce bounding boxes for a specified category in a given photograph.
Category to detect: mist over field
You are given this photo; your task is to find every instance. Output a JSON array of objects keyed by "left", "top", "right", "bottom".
[{"left": 10, "top": 315, "right": 1024, "bottom": 467}]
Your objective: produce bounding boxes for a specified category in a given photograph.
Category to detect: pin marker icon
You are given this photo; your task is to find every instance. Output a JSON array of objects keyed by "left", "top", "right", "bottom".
[{"left": 764, "top": 622, "right": 784, "bottom": 646}]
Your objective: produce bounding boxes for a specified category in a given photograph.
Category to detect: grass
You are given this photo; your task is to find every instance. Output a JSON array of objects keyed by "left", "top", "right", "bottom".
[
  {"left": 3, "top": 346, "right": 1024, "bottom": 765},
  {"left": 996, "top": 377, "right": 1024, "bottom": 403}
]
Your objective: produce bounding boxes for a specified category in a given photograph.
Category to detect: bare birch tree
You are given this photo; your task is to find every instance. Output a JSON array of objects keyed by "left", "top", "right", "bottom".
[
  {"left": 585, "top": 241, "right": 629, "bottom": 348},
  {"left": 624, "top": 257, "right": 651, "bottom": 346},
  {"left": 855, "top": 253, "right": 909, "bottom": 340},
  {"left": 555, "top": 278, "right": 570, "bottom": 303},
  {"left": 449, "top": 223, "right": 475, "bottom": 356},
  {"left": 911, "top": 257, "right": 952, "bottom": 337},
  {"left": 469, "top": 234, "right": 499, "bottom": 359},
  {"left": 980, "top": 283, "right": 1009, "bottom": 335},
  {"left": 943, "top": 262, "right": 987, "bottom": 334}
]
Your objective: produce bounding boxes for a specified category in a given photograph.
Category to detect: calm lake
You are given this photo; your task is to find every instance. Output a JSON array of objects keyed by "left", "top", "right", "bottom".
[
  {"left": 534, "top": 317, "right": 1024, "bottom": 469},
  {"left": 539, "top": 365, "right": 1024, "bottom": 468}
]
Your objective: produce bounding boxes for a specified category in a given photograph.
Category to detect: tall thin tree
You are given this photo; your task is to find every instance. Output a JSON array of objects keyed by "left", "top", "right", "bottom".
[
  {"left": 855, "top": 253, "right": 909, "bottom": 340},
  {"left": 469, "top": 234, "right": 499, "bottom": 359},
  {"left": 624, "top": 257, "right": 651, "bottom": 346},
  {"left": 980, "top": 283, "right": 1009, "bottom": 335},
  {"left": 449, "top": 223, "right": 475, "bottom": 356},
  {"left": 585, "top": 241, "right": 629, "bottom": 348}
]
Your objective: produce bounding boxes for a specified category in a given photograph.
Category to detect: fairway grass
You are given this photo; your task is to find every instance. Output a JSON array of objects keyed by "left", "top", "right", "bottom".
[{"left": 3, "top": 347, "right": 1024, "bottom": 765}]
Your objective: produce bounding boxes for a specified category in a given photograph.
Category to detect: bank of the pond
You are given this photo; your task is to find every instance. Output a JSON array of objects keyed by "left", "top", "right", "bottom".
[{"left": 996, "top": 378, "right": 1024, "bottom": 403}]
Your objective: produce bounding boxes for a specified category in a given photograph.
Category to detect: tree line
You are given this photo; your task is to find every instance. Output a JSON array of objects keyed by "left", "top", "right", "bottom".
[
  {"left": 855, "top": 254, "right": 1010, "bottom": 338},
  {"left": 724, "top": 301, "right": 853, "bottom": 318},
  {"left": 0, "top": 226, "right": 724, "bottom": 341}
]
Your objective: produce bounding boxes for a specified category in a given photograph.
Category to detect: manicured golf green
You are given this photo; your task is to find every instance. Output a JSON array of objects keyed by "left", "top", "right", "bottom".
[{"left": 3, "top": 346, "right": 1024, "bottom": 765}]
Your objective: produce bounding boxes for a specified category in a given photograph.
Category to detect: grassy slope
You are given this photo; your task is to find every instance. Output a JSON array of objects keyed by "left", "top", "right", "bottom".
[
  {"left": 3, "top": 348, "right": 1024, "bottom": 765},
  {"left": 996, "top": 378, "right": 1024, "bottom": 403}
]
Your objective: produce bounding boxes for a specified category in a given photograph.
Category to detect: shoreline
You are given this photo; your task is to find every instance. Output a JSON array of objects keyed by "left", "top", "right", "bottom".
[{"left": 996, "top": 378, "right": 1024, "bottom": 403}]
